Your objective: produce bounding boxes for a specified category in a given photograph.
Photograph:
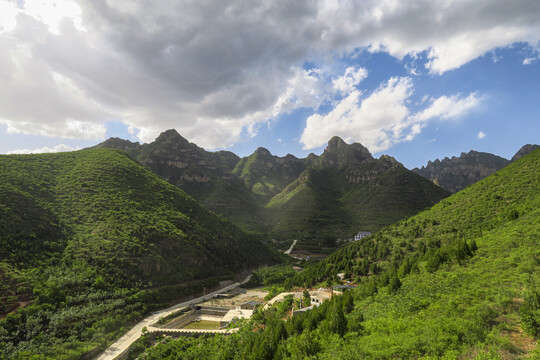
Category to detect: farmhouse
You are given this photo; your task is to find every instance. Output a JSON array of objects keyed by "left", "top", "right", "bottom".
[
  {"left": 310, "top": 290, "right": 332, "bottom": 305},
  {"left": 354, "top": 231, "right": 372, "bottom": 241}
]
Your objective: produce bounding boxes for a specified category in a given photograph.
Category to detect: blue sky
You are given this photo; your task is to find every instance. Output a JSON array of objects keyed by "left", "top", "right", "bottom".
[
  {"left": 0, "top": 1, "right": 539, "bottom": 168},
  {"left": 227, "top": 44, "right": 540, "bottom": 167}
]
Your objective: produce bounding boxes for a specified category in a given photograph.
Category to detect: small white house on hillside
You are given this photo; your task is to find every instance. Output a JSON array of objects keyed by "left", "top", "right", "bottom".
[{"left": 354, "top": 231, "right": 372, "bottom": 241}]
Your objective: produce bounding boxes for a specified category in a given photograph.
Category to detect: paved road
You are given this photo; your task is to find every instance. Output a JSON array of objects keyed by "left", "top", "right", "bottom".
[
  {"left": 284, "top": 239, "right": 297, "bottom": 255},
  {"left": 95, "top": 276, "right": 250, "bottom": 360},
  {"left": 263, "top": 291, "right": 301, "bottom": 310}
]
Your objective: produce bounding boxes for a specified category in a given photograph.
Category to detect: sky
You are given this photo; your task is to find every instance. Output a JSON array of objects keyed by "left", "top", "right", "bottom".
[{"left": 0, "top": 0, "right": 539, "bottom": 169}]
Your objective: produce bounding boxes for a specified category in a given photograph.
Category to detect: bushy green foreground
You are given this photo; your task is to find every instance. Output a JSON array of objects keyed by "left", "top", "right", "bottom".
[
  {"left": 0, "top": 149, "right": 276, "bottom": 359},
  {"left": 136, "top": 149, "right": 540, "bottom": 359}
]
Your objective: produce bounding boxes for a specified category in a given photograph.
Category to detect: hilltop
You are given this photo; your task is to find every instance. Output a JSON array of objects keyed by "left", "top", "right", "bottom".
[
  {"left": 266, "top": 137, "right": 450, "bottom": 241},
  {"left": 94, "top": 130, "right": 266, "bottom": 233}
]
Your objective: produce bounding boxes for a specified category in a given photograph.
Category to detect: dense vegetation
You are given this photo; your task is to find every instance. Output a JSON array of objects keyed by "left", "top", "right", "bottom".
[
  {"left": 135, "top": 148, "right": 540, "bottom": 359},
  {"left": 267, "top": 145, "right": 450, "bottom": 244},
  {"left": 232, "top": 147, "right": 305, "bottom": 202},
  {"left": 97, "top": 131, "right": 450, "bottom": 244},
  {"left": 0, "top": 149, "right": 277, "bottom": 359},
  {"left": 95, "top": 130, "right": 268, "bottom": 234}
]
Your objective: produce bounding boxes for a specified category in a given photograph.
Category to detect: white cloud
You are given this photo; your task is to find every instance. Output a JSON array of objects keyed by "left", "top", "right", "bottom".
[
  {"left": 0, "top": 1, "right": 18, "bottom": 33},
  {"left": 301, "top": 77, "right": 414, "bottom": 152},
  {"left": 7, "top": 144, "right": 78, "bottom": 154},
  {"left": 478, "top": 131, "right": 486, "bottom": 139},
  {"left": 0, "top": 0, "right": 538, "bottom": 148},
  {"left": 412, "top": 93, "right": 482, "bottom": 122},
  {"left": 332, "top": 67, "right": 368, "bottom": 95},
  {"left": 1, "top": 119, "right": 107, "bottom": 140},
  {"left": 523, "top": 57, "right": 537, "bottom": 65},
  {"left": 301, "top": 77, "right": 482, "bottom": 153}
]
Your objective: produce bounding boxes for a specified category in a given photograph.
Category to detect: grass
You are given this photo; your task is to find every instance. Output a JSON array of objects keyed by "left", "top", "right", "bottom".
[{"left": 182, "top": 320, "right": 221, "bottom": 330}]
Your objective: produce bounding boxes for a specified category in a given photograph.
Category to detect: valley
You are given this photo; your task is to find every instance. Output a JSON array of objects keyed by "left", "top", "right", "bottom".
[
  {"left": 0, "top": 135, "right": 538, "bottom": 359},
  {"left": 2, "top": 1, "right": 539, "bottom": 359},
  {"left": 114, "top": 145, "right": 540, "bottom": 359}
]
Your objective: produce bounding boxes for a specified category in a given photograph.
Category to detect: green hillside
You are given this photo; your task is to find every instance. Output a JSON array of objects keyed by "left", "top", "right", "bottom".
[
  {"left": 95, "top": 130, "right": 268, "bottom": 233},
  {"left": 232, "top": 147, "right": 305, "bottom": 201},
  {"left": 0, "top": 149, "right": 276, "bottom": 359},
  {"left": 136, "top": 148, "right": 540, "bottom": 359},
  {"left": 97, "top": 131, "right": 450, "bottom": 245},
  {"left": 266, "top": 168, "right": 349, "bottom": 240},
  {"left": 267, "top": 139, "right": 450, "bottom": 242}
]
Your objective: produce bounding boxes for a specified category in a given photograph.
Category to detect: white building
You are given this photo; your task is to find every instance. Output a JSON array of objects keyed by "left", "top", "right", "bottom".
[{"left": 354, "top": 231, "right": 372, "bottom": 241}]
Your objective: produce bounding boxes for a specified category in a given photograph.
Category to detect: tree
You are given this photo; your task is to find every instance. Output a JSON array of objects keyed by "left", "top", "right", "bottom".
[
  {"left": 398, "top": 258, "right": 412, "bottom": 278},
  {"left": 426, "top": 251, "right": 442, "bottom": 273},
  {"left": 290, "top": 330, "right": 320, "bottom": 358},
  {"left": 328, "top": 301, "right": 347, "bottom": 337},
  {"left": 521, "top": 286, "right": 540, "bottom": 339},
  {"left": 342, "top": 290, "right": 354, "bottom": 314},
  {"left": 302, "top": 290, "right": 311, "bottom": 307},
  {"left": 273, "top": 321, "right": 288, "bottom": 343},
  {"left": 388, "top": 273, "right": 401, "bottom": 293}
]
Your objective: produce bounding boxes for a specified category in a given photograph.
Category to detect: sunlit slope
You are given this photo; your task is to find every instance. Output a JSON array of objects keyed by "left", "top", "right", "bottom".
[
  {"left": 267, "top": 153, "right": 450, "bottom": 240},
  {"left": 282, "top": 148, "right": 540, "bottom": 358}
]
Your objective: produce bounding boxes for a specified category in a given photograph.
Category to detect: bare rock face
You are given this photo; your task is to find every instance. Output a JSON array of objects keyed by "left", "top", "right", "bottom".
[
  {"left": 346, "top": 155, "right": 403, "bottom": 184},
  {"left": 511, "top": 144, "right": 539, "bottom": 162},
  {"left": 412, "top": 150, "right": 509, "bottom": 193},
  {"left": 317, "top": 136, "right": 373, "bottom": 168}
]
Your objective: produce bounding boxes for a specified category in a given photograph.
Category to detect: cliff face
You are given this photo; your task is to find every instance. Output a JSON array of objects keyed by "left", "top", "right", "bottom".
[
  {"left": 413, "top": 144, "right": 539, "bottom": 193},
  {"left": 511, "top": 144, "right": 539, "bottom": 162},
  {"left": 412, "top": 151, "right": 509, "bottom": 193}
]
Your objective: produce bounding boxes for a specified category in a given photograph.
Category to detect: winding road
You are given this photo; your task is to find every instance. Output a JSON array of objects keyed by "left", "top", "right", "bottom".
[
  {"left": 95, "top": 275, "right": 252, "bottom": 360},
  {"left": 284, "top": 239, "right": 297, "bottom": 255}
]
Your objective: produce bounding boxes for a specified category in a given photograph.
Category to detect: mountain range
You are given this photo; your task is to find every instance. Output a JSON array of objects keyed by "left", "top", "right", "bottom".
[
  {"left": 95, "top": 130, "right": 450, "bottom": 242},
  {"left": 412, "top": 144, "right": 539, "bottom": 193},
  {"left": 0, "top": 149, "right": 277, "bottom": 316},
  {"left": 1, "top": 129, "right": 538, "bottom": 359},
  {"left": 132, "top": 144, "right": 540, "bottom": 359}
]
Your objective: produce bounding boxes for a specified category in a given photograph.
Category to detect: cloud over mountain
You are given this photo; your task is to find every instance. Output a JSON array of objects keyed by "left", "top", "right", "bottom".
[{"left": 0, "top": 0, "right": 538, "bottom": 149}]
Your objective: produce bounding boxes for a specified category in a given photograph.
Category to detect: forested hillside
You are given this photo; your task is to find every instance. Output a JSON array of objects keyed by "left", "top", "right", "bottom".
[
  {"left": 0, "top": 149, "right": 276, "bottom": 359},
  {"left": 97, "top": 131, "right": 450, "bottom": 244},
  {"left": 135, "top": 148, "right": 540, "bottom": 359},
  {"left": 95, "top": 130, "right": 268, "bottom": 233},
  {"left": 267, "top": 137, "right": 450, "bottom": 241}
]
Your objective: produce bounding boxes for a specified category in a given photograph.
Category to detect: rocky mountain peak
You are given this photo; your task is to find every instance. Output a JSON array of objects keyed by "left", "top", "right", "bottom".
[
  {"left": 511, "top": 144, "right": 539, "bottom": 162},
  {"left": 97, "top": 137, "right": 140, "bottom": 151},
  {"left": 155, "top": 129, "right": 190, "bottom": 146},
  {"left": 319, "top": 136, "right": 373, "bottom": 168},
  {"left": 254, "top": 147, "right": 272, "bottom": 157},
  {"left": 326, "top": 136, "right": 347, "bottom": 151},
  {"left": 412, "top": 150, "right": 509, "bottom": 193}
]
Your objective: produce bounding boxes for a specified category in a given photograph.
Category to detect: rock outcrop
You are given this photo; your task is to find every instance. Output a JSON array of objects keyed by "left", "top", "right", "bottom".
[{"left": 413, "top": 144, "right": 539, "bottom": 193}]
